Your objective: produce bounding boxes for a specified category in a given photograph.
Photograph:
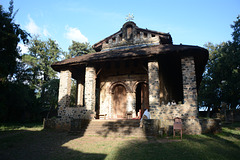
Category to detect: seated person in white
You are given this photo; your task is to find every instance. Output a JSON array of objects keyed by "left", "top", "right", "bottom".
[{"left": 140, "top": 107, "right": 150, "bottom": 127}]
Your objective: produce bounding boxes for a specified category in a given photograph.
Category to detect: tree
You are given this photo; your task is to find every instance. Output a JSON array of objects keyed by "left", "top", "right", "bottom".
[
  {"left": 0, "top": 0, "right": 29, "bottom": 82},
  {"left": 198, "top": 42, "right": 226, "bottom": 116},
  {"left": 22, "top": 37, "right": 63, "bottom": 111},
  {"left": 231, "top": 15, "right": 240, "bottom": 44},
  {"left": 0, "top": 82, "right": 40, "bottom": 122},
  {"left": 0, "top": 1, "right": 39, "bottom": 123},
  {"left": 65, "top": 41, "right": 95, "bottom": 59},
  {"left": 42, "top": 79, "right": 59, "bottom": 118},
  {"left": 22, "top": 37, "right": 61, "bottom": 91},
  {"left": 198, "top": 16, "right": 240, "bottom": 116}
]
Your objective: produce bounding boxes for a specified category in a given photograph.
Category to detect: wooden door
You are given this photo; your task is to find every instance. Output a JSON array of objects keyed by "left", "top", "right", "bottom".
[{"left": 112, "top": 85, "right": 127, "bottom": 119}]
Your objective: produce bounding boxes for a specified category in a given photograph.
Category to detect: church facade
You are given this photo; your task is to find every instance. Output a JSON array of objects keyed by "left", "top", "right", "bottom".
[{"left": 51, "top": 21, "right": 209, "bottom": 134}]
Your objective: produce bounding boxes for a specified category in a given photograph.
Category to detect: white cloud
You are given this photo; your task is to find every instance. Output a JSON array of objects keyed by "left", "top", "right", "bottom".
[
  {"left": 43, "top": 27, "right": 51, "bottom": 37},
  {"left": 18, "top": 43, "right": 29, "bottom": 55},
  {"left": 25, "top": 15, "right": 51, "bottom": 37},
  {"left": 65, "top": 25, "right": 88, "bottom": 43},
  {"left": 25, "top": 15, "right": 41, "bottom": 36}
]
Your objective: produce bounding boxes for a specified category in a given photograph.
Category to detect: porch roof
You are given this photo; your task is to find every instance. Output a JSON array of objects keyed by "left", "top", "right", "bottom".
[{"left": 52, "top": 44, "right": 208, "bottom": 72}]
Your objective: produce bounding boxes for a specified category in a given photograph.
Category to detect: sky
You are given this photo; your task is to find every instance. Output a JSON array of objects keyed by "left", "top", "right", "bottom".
[{"left": 1, "top": 0, "right": 240, "bottom": 54}]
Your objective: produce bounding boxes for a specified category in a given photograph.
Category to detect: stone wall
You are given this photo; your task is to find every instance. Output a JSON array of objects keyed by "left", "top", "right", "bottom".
[
  {"left": 149, "top": 104, "right": 202, "bottom": 134},
  {"left": 54, "top": 107, "right": 96, "bottom": 130},
  {"left": 142, "top": 118, "right": 221, "bottom": 136},
  {"left": 145, "top": 56, "right": 202, "bottom": 134}
]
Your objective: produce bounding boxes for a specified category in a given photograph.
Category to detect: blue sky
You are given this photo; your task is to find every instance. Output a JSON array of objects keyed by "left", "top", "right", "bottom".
[{"left": 1, "top": 0, "right": 240, "bottom": 53}]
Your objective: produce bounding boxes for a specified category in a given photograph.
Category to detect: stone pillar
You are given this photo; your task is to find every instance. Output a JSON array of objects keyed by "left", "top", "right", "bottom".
[
  {"left": 58, "top": 70, "right": 72, "bottom": 117},
  {"left": 84, "top": 66, "right": 96, "bottom": 118},
  {"left": 76, "top": 79, "right": 84, "bottom": 107},
  {"left": 181, "top": 56, "right": 201, "bottom": 134},
  {"left": 132, "top": 93, "right": 137, "bottom": 118},
  {"left": 181, "top": 56, "right": 198, "bottom": 116},
  {"left": 148, "top": 61, "right": 160, "bottom": 119},
  {"left": 126, "top": 92, "right": 132, "bottom": 112}
]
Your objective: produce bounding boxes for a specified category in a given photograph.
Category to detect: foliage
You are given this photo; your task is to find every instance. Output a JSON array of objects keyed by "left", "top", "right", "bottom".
[
  {"left": 231, "top": 15, "right": 240, "bottom": 44},
  {"left": 41, "top": 79, "right": 59, "bottom": 118},
  {"left": 0, "top": 0, "right": 29, "bottom": 82},
  {"left": 0, "top": 1, "right": 98, "bottom": 123},
  {"left": 65, "top": 41, "right": 95, "bottom": 59},
  {"left": 41, "top": 79, "right": 59, "bottom": 109},
  {"left": 0, "top": 1, "right": 39, "bottom": 123},
  {"left": 22, "top": 37, "right": 61, "bottom": 91},
  {"left": 198, "top": 16, "right": 240, "bottom": 113},
  {"left": 21, "top": 37, "right": 63, "bottom": 118},
  {"left": 0, "top": 82, "right": 40, "bottom": 122}
]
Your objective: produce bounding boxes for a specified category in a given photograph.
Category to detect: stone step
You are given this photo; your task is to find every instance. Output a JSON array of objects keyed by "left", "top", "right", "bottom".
[
  {"left": 86, "top": 122, "right": 140, "bottom": 128},
  {"left": 70, "top": 119, "right": 146, "bottom": 137}
]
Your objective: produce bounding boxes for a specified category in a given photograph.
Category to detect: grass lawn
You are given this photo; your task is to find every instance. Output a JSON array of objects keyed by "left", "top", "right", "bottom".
[{"left": 0, "top": 122, "right": 240, "bottom": 160}]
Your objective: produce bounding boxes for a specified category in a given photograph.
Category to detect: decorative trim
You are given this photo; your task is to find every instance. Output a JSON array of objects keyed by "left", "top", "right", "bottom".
[
  {"left": 109, "top": 81, "right": 132, "bottom": 93},
  {"left": 132, "top": 81, "right": 148, "bottom": 93}
]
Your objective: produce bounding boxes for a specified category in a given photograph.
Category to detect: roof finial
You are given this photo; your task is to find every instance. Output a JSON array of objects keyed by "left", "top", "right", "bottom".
[{"left": 125, "top": 13, "right": 134, "bottom": 21}]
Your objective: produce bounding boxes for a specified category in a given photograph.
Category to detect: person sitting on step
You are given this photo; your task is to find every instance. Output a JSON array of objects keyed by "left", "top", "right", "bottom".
[{"left": 139, "top": 107, "right": 150, "bottom": 128}]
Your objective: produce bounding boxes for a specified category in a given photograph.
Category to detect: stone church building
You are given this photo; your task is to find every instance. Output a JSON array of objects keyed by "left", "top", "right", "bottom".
[{"left": 51, "top": 21, "right": 209, "bottom": 134}]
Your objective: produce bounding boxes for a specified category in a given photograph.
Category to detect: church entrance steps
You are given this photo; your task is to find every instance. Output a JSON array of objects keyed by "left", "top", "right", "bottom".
[{"left": 70, "top": 119, "right": 147, "bottom": 137}]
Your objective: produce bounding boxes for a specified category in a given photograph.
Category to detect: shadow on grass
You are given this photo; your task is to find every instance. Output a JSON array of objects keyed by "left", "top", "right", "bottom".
[
  {"left": 110, "top": 123, "right": 240, "bottom": 160},
  {"left": 0, "top": 129, "right": 106, "bottom": 160},
  {"left": 2, "top": 122, "right": 240, "bottom": 160},
  {"left": 111, "top": 137, "right": 240, "bottom": 160}
]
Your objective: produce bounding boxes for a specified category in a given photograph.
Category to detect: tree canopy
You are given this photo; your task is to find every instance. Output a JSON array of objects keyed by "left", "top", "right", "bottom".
[
  {"left": 0, "top": 1, "right": 38, "bottom": 122},
  {"left": 0, "top": 0, "right": 29, "bottom": 82},
  {"left": 22, "top": 37, "right": 61, "bottom": 90},
  {"left": 198, "top": 15, "right": 240, "bottom": 114},
  {"left": 65, "top": 41, "right": 95, "bottom": 59}
]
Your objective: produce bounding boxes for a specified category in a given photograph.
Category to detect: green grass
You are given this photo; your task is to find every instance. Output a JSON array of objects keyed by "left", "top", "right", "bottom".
[
  {"left": 0, "top": 122, "right": 43, "bottom": 131},
  {"left": 0, "top": 122, "right": 240, "bottom": 160}
]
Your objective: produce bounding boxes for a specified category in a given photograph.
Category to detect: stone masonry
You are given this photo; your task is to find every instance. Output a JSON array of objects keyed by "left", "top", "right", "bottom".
[
  {"left": 151, "top": 56, "right": 202, "bottom": 134},
  {"left": 181, "top": 56, "right": 201, "bottom": 134},
  {"left": 56, "top": 70, "right": 72, "bottom": 129},
  {"left": 148, "top": 61, "right": 161, "bottom": 119},
  {"left": 84, "top": 66, "right": 96, "bottom": 118},
  {"left": 181, "top": 56, "right": 198, "bottom": 112},
  {"left": 58, "top": 70, "right": 72, "bottom": 117}
]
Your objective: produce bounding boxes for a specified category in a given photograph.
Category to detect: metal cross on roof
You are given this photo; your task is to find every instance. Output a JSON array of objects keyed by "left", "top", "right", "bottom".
[{"left": 125, "top": 13, "right": 134, "bottom": 21}]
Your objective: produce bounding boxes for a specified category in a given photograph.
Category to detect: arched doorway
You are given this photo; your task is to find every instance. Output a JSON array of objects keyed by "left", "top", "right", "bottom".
[
  {"left": 112, "top": 84, "right": 127, "bottom": 119},
  {"left": 136, "top": 82, "right": 149, "bottom": 118}
]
